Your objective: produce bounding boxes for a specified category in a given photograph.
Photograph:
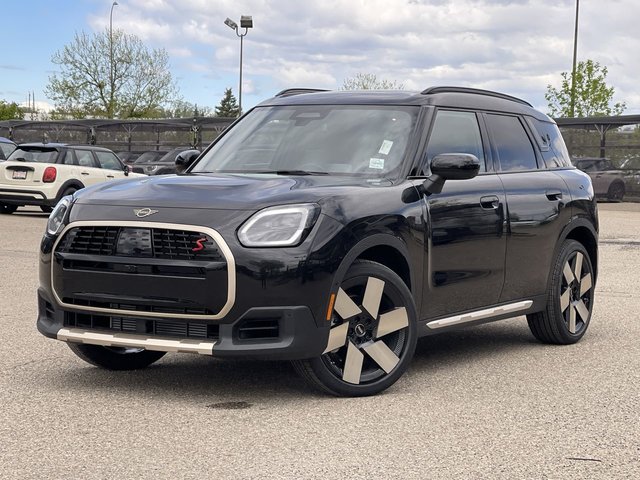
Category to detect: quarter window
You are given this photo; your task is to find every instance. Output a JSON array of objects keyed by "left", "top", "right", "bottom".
[
  {"left": 486, "top": 114, "right": 538, "bottom": 172},
  {"left": 426, "top": 110, "right": 486, "bottom": 172},
  {"left": 525, "top": 117, "right": 572, "bottom": 168}
]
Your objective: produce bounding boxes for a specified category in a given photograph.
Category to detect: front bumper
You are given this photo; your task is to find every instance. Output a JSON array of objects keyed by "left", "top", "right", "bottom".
[{"left": 38, "top": 289, "right": 329, "bottom": 360}]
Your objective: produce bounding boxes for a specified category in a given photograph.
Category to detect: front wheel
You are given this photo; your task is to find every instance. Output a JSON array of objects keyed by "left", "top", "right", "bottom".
[
  {"left": 292, "top": 260, "right": 417, "bottom": 396},
  {"left": 607, "top": 182, "right": 625, "bottom": 202},
  {"left": 527, "top": 240, "right": 595, "bottom": 344},
  {"left": 67, "top": 343, "right": 166, "bottom": 370}
]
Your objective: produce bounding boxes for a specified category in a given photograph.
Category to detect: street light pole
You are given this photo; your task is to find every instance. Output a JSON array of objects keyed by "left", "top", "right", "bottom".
[
  {"left": 224, "top": 16, "right": 253, "bottom": 116},
  {"left": 109, "top": 1, "right": 119, "bottom": 119},
  {"left": 570, "top": 0, "right": 579, "bottom": 117}
]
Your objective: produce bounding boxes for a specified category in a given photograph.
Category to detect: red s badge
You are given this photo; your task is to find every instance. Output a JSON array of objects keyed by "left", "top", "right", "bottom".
[{"left": 192, "top": 237, "right": 207, "bottom": 252}]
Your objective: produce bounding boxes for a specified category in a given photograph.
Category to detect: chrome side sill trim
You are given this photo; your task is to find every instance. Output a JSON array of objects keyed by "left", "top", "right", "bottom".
[
  {"left": 51, "top": 220, "right": 236, "bottom": 321},
  {"left": 57, "top": 328, "right": 216, "bottom": 355},
  {"left": 426, "top": 300, "right": 533, "bottom": 330}
]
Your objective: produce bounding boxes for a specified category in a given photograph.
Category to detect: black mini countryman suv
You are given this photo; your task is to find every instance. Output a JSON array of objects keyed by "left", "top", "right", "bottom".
[{"left": 37, "top": 87, "right": 598, "bottom": 396}]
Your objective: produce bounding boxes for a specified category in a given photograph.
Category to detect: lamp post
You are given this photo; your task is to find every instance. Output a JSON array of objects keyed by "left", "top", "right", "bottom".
[
  {"left": 224, "top": 15, "right": 253, "bottom": 116},
  {"left": 570, "top": 0, "right": 579, "bottom": 117},
  {"left": 109, "top": 1, "right": 119, "bottom": 118}
]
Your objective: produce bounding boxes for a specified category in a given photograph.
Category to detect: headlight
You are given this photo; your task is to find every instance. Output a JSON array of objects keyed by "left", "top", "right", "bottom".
[
  {"left": 46, "top": 195, "right": 73, "bottom": 236},
  {"left": 238, "top": 204, "right": 319, "bottom": 247}
]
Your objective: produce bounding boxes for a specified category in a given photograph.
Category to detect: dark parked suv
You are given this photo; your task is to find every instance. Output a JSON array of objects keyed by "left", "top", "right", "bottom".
[{"left": 37, "top": 87, "right": 598, "bottom": 396}]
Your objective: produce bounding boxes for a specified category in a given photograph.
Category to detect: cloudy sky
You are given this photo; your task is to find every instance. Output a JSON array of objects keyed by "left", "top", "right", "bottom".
[{"left": 2, "top": 0, "right": 639, "bottom": 115}]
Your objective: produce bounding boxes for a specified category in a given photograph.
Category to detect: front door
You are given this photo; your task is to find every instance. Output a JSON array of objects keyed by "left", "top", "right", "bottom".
[{"left": 420, "top": 109, "right": 507, "bottom": 319}]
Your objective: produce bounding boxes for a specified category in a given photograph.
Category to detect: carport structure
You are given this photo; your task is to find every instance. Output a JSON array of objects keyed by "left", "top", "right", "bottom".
[
  {"left": 0, "top": 117, "right": 235, "bottom": 152},
  {"left": 556, "top": 114, "right": 640, "bottom": 161}
]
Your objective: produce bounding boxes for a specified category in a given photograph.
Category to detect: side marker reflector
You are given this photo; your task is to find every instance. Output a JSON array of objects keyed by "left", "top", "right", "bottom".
[{"left": 326, "top": 293, "right": 336, "bottom": 321}]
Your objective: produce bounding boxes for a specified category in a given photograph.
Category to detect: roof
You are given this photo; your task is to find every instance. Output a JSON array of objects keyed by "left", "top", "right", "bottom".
[
  {"left": 18, "top": 142, "right": 114, "bottom": 152},
  {"left": 258, "top": 86, "right": 550, "bottom": 122}
]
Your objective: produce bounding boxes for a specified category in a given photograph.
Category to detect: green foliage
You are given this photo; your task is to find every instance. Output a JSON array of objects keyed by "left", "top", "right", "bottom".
[
  {"left": 545, "top": 59, "right": 626, "bottom": 118},
  {"left": 45, "top": 29, "right": 178, "bottom": 119},
  {"left": 168, "top": 100, "right": 213, "bottom": 118},
  {"left": 215, "top": 88, "right": 240, "bottom": 117},
  {"left": 0, "top": 100, "right": 24, "bottom": 120},
  {"left": 341, "top": 73, "right": 404, "bottom": 90}
]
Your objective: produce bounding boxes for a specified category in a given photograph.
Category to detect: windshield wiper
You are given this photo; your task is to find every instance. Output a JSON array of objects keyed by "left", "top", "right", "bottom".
[{"left": 196, "top": 169, "right": 329, "bottom": 176}]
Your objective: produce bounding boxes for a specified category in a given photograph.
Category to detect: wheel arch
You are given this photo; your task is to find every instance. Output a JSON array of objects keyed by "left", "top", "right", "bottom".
[
  {"left": 557, "top": 219, "right": 598, "bottom": 284},
  {"left": 55, "top": 179, "right": 85, "bottom": 201},
  {"left": 331, "top": 234, "right": 418, "bottom": 303}
]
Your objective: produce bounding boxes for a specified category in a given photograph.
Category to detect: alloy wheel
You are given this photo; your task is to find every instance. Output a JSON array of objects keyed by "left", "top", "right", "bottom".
[{"left": 560, "top": 251, "right": 593, "bottom": 334}]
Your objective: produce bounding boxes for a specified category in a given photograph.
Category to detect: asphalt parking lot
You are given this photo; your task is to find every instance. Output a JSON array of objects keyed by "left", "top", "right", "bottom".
[{"left": 1, "top": 203, "right": 639, "bottom": 479}]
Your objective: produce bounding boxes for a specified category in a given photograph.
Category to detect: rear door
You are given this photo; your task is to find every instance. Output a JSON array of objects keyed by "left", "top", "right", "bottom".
[
  {"left": 74, "top": 149, "right": 104, "bottom": 187},
  {"left": 0, "top": 147, "right": 59, "bottom": 187},
  {"left": 484, "top": 113, "right": 571, "bottom": 302},
  {"left": 421, "top": 109, "right": 507, "bottom": 319}
]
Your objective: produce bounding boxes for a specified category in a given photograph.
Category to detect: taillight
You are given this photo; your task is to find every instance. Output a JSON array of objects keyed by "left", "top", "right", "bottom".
[{"left": 42, "top": 166, "right": 57, "bottom": 183}]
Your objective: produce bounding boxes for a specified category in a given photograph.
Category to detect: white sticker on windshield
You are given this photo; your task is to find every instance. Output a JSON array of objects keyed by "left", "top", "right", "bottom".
[
  {"left": 378, "top": 140, "right": 393, "bottom": 155},
  {"left": 369, "top": 158, "right": 385, "bottom": 169}
]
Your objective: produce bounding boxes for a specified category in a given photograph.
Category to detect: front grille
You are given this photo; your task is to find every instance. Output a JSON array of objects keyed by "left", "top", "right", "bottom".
[
  {"left": 58, "top": 226, "right": 223, "bottom": 261},
  {"left": 62, "top": 297, "right": 215, "bottom": 316},
  {"left": 64, "top": 311, "right": 219, "bottom": 340}
]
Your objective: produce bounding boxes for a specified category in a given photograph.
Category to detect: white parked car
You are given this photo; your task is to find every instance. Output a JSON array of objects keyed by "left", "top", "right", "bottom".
[{"left": 0, "top": 143, "right": 146, "bottom": 214}]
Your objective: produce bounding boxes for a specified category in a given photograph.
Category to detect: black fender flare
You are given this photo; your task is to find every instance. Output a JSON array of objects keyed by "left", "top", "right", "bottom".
[
  {"left": 54, "top": 179, "right": 85, "bottom": 202},
  {"left": 328, "top": 233, "right": 419, "bottom": 314}
]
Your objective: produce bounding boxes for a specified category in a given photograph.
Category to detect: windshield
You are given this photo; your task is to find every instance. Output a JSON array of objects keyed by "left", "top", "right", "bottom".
[
  {"left": 192, "top": 105, "right": 419, "bottom": 177},
  {"left": 7, "top": 147, "right": 59, "bottom": 163},
  {"left": 134, "top": 151, "right": 168, "bottom": 164}
]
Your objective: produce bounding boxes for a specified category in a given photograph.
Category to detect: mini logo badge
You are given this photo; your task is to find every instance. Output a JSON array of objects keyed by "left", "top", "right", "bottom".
[
  {"left": 134, "top": 208, "right": 158, "bottom": 218},
  {"left": 192, "top": 237, "right": 207, "bottom": 252}
]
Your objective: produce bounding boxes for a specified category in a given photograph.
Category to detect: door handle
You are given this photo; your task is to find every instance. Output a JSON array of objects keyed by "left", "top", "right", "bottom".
[
  {"left": 106, "top": 175, "right": 115, "bottom": 179},
  {"left": 480, "top": 195, "right": 500, "bottom": 209},
  {"left": 81, "top": 172, "right": 90, "bottom": 176},
  {"left": 545, "top": 190, "right": 563, "bottom": 201}
]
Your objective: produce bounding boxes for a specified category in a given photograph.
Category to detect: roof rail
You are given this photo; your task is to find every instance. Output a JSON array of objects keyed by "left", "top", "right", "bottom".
[
  {"left": 274, "top": 88, "right": 330, "bottom": 98},
  {"left": 421, "top": 86, "right": 532, "bottom": 107}
]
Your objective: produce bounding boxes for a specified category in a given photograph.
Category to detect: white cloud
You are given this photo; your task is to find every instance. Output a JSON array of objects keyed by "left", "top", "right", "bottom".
[{"left": 85, "top": 0, "right": 640, "bottom": 113}]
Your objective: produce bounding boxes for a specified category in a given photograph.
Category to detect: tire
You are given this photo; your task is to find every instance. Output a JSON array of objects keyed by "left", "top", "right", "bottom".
[
  {"left": 59, "top": 187, "right": 78, "bottom": 200},
  {"left": 67, "top": 343, "right": 166, "bottom": 370},
  {"left": 292, "top": 260, "right": 417, "bottom": 397},
  {"left": 40, "top": 206, "right": 53, "bottom": 214},
  {"left": 0, "top": 204, "right": 17, "bottom": 214},
  {"left": 606, "top": 181, "right": 625, "bottom": 202},
  {"left": 527, "top": 240, "right": 595, "bottom": 344}
]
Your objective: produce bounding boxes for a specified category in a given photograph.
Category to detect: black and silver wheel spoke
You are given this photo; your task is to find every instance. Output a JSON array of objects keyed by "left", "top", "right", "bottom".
[
  {"left": 323, "top": 276, "right": 409, "bottom": 385},
  {"left": 561, "top": 251, "right": 593, "bottom": 334}
]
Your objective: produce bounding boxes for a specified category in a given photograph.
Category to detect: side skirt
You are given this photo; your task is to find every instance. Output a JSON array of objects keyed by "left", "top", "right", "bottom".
[{"left": 418, "top": 295, "right": 546, "bottom": 336}]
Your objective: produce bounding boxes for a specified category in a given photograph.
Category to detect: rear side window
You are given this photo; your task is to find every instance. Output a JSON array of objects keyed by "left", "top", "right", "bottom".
[
  {"left": 426, "top": 110, "right": 486, "bottom": 172},
  {"left": 95, "top": 151, "right": 122, "bottom": 170},
  {"left": 525, "top": 117, "right": 572, "bottom": 168},
  {"left": 60, "top": 150, "right": 77, "bottom": 165},
  {"left": 75, "top": 150, "right": 95, "bottom": 168},
  {"left": 486, "top": 114, "right": 537, "bottom": 172}
]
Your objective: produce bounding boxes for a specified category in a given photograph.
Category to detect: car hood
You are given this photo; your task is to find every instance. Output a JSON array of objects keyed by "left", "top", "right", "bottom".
[{"left": 73, "top": 173, "right": 392, "bottom": 211}]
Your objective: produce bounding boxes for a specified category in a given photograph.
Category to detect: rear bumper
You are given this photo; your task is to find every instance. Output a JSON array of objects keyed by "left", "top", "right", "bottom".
[
  {"left": 0, "top": 186, "right": 57, "bottom": 206},
  {"left": 37, "top": 289, "right": 329, "bottom": 360}
]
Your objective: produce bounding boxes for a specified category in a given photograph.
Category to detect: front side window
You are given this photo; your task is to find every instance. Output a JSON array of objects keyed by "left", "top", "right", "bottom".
[
  {"left": 486, "top": 114, "right": 538, "bottom": 172},
  {"left": 95, "top": 151, "right": 122, "bottom": 170},
  {"left": 192, "top": 105, "right": 419, "bottom": 178},
  {"left": 425, "top": 110, "right": 486, "bottom": 172}
]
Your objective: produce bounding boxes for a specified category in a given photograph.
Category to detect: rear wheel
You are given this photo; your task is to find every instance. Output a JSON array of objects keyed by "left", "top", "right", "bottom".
[
  {"left": 0, "top": 204, "right": 17, "bottom": 214},
  {"left": 292, "top": 260, "right": 417, "bottom": 396},
  {"left": 607, "top": 181, "right": 625, "bottom": 202},
  {"left": 67, "top": 343, "right": 166, "bottom": 370},
  {"left": 527, "top": 240, "right": 594, "bottom": 344}
]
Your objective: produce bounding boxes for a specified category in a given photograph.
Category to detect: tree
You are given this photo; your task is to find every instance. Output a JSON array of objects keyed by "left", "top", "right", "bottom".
[
  {"left": 341, "top": 73, "right": 404, "bottom": 90},
  {"left": 0, "top": 100, "right": 24, "bottom": 120},
  {"left": 168, "top": 100, "right": 213, "bottom": 118},
  {"left": 45, "top": 29, "right": 178, "bottom": 119},
  {"left": 215, "top": 88, "right": 240, "bottom": 117},
  {"left": 545, "top": 59, "right": 626, "bottom": 118}
]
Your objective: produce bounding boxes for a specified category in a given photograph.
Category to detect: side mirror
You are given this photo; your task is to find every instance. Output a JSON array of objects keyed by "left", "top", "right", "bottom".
[
  {"left": 422, "top": 153, "right": 480, "bottom": 195},
  {"left": 123, "top": 164, "right": 130, "bottom": 176},
  {"left": 175, "top": 149, "right": 200, "bottom": 174}
]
